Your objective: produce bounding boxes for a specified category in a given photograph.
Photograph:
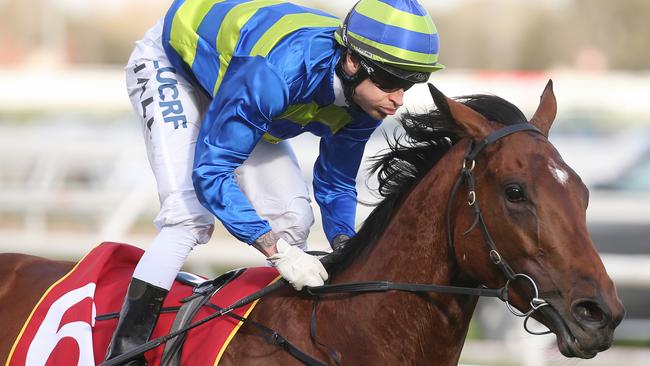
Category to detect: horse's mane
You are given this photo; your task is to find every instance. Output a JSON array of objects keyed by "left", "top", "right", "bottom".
[{"left": 330, "top": 93, "right": 528, "bottom": 273}]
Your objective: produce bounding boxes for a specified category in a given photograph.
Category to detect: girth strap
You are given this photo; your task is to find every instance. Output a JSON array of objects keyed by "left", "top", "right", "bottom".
[
  {"left": 161, "top": 268, "right": 246, "bottom": 365},
  {"left": 161, "top": 286, "right": 219, "bottom": 365},
  {"left": 203, "top": 303, "right": 328, "bottom": 366}
]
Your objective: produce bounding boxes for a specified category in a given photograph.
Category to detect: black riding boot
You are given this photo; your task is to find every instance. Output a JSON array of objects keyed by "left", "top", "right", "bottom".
[{"left": 104, "top": 278, "right": 168, "bottom": 365}]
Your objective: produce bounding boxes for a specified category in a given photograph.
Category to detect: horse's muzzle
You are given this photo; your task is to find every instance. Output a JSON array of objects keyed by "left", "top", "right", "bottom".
[{"left": 539, "top": 296, "right": 624, "bottom": 359}]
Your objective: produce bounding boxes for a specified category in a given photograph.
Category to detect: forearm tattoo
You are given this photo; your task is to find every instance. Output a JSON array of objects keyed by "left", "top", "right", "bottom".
[{"left": 253, "top": 231, "right": 278, "bottom": 255}]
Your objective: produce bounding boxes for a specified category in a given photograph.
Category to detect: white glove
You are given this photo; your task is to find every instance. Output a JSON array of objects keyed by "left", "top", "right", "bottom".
[{"left": 268, "top": 238, "right": 328, "bottom": 290}]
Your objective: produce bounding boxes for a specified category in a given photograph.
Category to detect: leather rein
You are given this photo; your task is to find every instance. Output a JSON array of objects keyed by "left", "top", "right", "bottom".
[{"left": 101, "top": 123, "right": 553, "bottom": 366}]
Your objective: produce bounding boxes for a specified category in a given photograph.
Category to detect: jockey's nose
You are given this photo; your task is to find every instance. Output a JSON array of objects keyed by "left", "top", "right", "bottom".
[{"left": 389, "top": 88, "right": 404, "bottom": 108}]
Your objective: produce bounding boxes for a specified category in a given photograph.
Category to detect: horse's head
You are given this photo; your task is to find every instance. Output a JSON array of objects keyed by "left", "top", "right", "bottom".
[{"left": 431, "top": 81, "right": 624, "bottom": 358}]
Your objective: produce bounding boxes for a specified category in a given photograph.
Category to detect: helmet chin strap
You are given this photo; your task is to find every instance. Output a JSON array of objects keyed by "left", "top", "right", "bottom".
[{"left": 335, "top": 52, "right": 367, "bottom": 111}]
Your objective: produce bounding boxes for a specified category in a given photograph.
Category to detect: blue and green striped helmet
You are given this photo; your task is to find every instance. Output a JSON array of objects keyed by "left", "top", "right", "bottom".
[{"left": 335, "top": 0, "right": 444, "bottom": 83}]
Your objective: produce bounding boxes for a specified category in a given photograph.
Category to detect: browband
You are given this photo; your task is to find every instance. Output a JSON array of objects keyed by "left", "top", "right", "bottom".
[{"left": 466, "top": 123, "right": 544, "bottom": 161}]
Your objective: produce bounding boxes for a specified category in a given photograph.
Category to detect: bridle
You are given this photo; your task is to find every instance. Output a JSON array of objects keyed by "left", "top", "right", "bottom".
[
  {"left": 307, "top": 123, "right": 555, "bottom": 336},
  {"left": 445, "top": 123, "right": 552, "bottom": 334}
]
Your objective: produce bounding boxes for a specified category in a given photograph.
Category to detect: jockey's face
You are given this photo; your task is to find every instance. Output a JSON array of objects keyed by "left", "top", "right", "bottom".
[{"left": 342, "top": 53, "right": 404, "bottom": 120}]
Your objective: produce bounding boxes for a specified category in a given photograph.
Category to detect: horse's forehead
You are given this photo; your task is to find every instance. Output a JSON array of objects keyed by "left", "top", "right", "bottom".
[
  {"left": 492, "top": 136, "right": 575, "bottom": 181},
  {"left": 547, "top": 157, "right": 571, "bottom": 186}
]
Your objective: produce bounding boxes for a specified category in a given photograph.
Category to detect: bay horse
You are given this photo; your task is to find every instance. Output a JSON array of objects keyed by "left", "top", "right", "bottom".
[{"left": 0, "top": 81, "right": 624, "bottom": 366}]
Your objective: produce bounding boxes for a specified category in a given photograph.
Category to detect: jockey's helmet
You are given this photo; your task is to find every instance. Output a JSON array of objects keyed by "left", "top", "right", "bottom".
[{"left": 335, "top": 0, "right": 444, "bottom": 95}]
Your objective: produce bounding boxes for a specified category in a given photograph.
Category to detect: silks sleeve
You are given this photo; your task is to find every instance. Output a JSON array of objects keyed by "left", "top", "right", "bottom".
[
  {"left": 313, "top": 117, "right": 381, "bottom": 243},
  {"left": 192, "top": 56, "right": 289, "bottom": 244}
]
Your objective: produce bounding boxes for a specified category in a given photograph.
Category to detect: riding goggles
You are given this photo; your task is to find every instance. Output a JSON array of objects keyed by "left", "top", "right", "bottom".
[
  {"left": 358, "top": 57, "right": 417, "bottom": 92},
  {"left": 357, "top": 55, "right": 432, "bottom": 93}
]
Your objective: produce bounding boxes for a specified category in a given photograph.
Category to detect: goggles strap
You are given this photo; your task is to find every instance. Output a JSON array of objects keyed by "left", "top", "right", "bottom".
[{"left": 335, "top": 52, "right": 368, "bottom": 110}]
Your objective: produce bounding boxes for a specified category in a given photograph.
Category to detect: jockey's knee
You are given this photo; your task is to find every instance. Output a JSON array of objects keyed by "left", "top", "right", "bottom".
[
  {"left": 155, "top": 190, "right": 214, "bottom": 245},
  {"left": 134, "top": 221, "right": 212, "bottom": 290},
  {"left": 166, "top": 221, "right": 214, "bottom": 246}
]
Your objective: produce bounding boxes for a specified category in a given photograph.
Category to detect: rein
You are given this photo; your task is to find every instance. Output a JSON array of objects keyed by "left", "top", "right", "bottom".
[
  {"left": 307, "top": 281, "right": 506, "bottom": 299},
  {"left": 100, "top": 124, "right": 553, "bottom": 366}
]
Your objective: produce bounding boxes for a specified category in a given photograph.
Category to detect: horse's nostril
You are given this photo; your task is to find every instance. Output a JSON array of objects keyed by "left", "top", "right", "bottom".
[{"left": 573, "top": 300, "right": 605, "bottom": 324}]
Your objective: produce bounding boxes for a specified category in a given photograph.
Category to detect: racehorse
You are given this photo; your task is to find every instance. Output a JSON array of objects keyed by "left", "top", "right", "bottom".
[{"left": 0, "top": 81, "right": 624, "bottom": 366}]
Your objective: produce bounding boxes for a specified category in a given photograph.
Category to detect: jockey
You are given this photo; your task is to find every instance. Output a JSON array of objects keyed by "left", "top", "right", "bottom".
[{"left": 107, "top": 0, "right": 443, "bottom": 364}]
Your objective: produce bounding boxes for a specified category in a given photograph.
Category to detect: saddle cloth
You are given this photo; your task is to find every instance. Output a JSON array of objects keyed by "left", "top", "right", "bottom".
[{"left": 6, "top": 242, "right": 280, "bottom": 366}]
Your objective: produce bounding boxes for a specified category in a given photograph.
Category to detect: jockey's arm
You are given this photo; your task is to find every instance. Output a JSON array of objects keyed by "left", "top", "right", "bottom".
[
  {"left": 313, "top": 117, "right": 381, "bottom": 244},
  {"left": 252, "top": 231, "right": 279, "bottom": 256},
  {"left": 192, "top": 56, "right": 289, "bottom": 250}
]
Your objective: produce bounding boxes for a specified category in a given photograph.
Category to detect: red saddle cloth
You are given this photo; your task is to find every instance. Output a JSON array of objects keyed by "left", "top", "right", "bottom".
[{"left": 6, "top": 242, "right": 279, "bottom": 366}]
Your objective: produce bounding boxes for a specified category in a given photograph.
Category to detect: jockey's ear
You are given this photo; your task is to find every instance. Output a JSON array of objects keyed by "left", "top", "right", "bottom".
[
  {"left": 529, "top": 80, "right": 557, "bottom": 137},
  {"left": 428, "top": 83, "right": 497, "bottom": 141},
  {"left": 342, "top": 51, "right": 361, "bottom": 75}
]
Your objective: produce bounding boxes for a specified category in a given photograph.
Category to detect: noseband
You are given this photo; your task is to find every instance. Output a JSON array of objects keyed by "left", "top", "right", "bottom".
[{"left": 445, "top": 123, "right": 552, "bottom": 335}]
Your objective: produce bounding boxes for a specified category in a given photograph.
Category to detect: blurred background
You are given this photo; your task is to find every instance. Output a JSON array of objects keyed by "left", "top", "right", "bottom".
[{"left": 1, "top": 0, "right": 649, "bottom": 365}]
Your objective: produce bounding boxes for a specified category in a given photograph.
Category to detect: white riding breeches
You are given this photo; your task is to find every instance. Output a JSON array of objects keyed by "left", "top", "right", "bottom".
[{"left": 125, "top": 21, "right": 314, "bottom": 290}]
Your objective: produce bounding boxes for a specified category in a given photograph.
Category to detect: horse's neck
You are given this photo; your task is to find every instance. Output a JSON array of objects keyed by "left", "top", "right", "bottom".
[
  {"left": 339, "top": 142, "right": 468, "bottom": 282},
  {"left": 332, "top": 142, "right": 477, "bottom": 363}
]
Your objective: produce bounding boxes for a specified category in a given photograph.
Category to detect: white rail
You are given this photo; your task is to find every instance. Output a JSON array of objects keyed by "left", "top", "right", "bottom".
[{"left": 1, "top": 122, "right": 649, "bottom": 288}]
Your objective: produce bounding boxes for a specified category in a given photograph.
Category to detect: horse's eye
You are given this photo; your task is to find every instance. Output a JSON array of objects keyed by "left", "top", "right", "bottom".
[{"left": 505, "top": 184, "right": 526, "bottom": 202}]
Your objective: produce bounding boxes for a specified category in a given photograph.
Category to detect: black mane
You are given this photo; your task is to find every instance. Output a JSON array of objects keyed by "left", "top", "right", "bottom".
[{"left": 330, "top": 93, "right": 528, "bottom": 273}]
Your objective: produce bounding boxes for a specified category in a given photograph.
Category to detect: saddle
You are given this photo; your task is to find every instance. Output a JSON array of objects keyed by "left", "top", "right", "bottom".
[
  {"left": 161, "top": 268, "right": 245, "bottom": 366},
  {"left": 7, "top": 243, "right": 280, "bottom": 366}
]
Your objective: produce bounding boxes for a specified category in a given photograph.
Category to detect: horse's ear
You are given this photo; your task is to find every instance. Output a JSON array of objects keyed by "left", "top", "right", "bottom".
[
  {"left": 529, "top": 80, "right": 557, "bottom": 136},
  {"left": 428, "top": 82, "right": 452, "bottom": 120},
  {"left": 428, "top": 83, "right": 495, "bottom": 140}
]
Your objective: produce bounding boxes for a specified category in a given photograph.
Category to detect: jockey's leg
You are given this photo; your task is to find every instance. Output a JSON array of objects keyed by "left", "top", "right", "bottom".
[
  {"left": 133, "top": 194, "right": 213, "bottom": 290},
  {"left": 235, "top": 140, "right": 315, "bottom": 251},
  {"left": 105, "top": 20, "right": 213, "bottom": 365}
]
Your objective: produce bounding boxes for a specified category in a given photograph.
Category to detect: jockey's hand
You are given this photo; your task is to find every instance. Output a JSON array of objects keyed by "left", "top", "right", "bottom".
[{"left": 267, "top": 238, "right": 328, "bottom": 291}]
